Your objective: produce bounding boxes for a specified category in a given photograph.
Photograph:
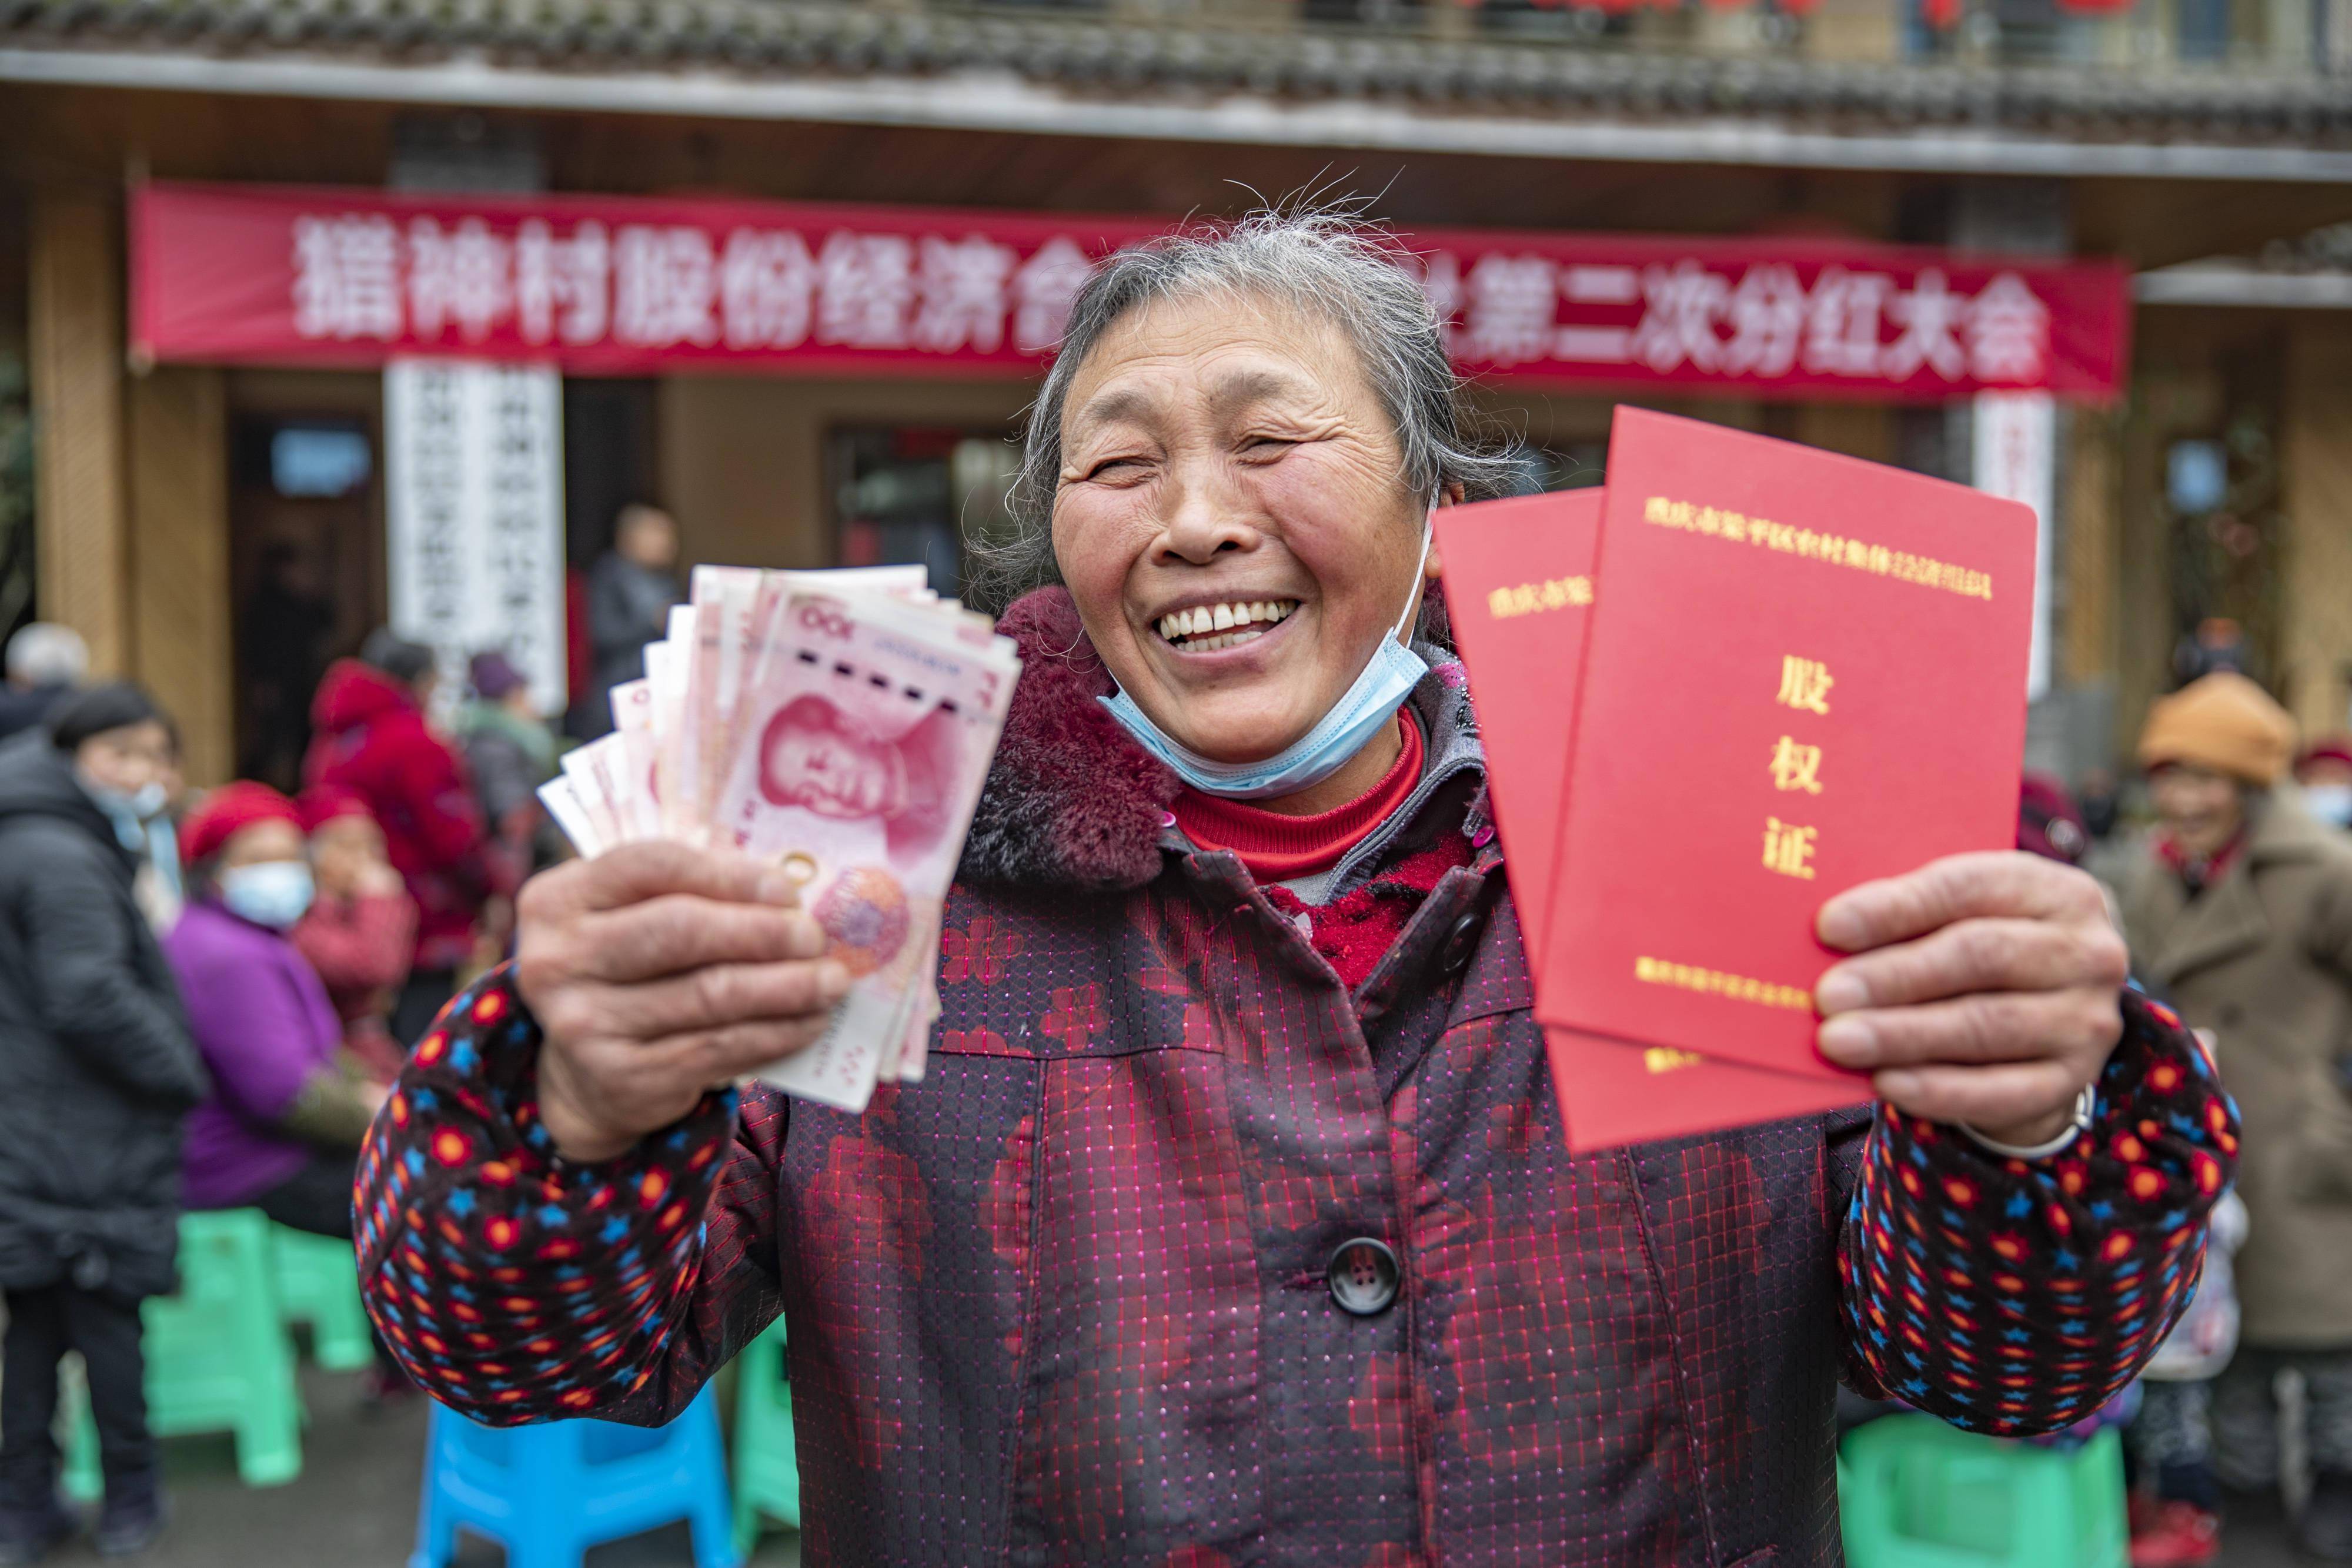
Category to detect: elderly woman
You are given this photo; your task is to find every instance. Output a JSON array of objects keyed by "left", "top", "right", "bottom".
[
  {"left": 361, "top": 213, "right": 2234, "bottom": 1566},
  {"left": 168, "top": 784, "right": 387, "bottom": 1234},
  {"left": 2119, "top": 672, "right": 2352, "bottom": 1559}
]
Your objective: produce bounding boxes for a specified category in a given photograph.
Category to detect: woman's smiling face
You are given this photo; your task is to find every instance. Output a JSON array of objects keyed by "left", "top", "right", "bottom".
[{"left": 1051, "top": 289, "right": 1434, "bottom": 765}]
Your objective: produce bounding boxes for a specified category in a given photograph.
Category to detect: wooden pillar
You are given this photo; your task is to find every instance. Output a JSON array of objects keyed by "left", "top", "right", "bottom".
[
  {"left": 128, "top": 367, "right": 233, "bottom": 785},
  {"left": 28, "top": 192, "right": 131, "bottom": 676},
  {"left": 2062, "top": 403, "right": 2122, "bottom": 690},
  {"left": 1794, "top": 403, "right": 1895, "bottom": 466},
  {"left": 2114, "top": 372, "right": 2177, "bottom": 766},
  {"left": 2280, "top": 318, "right": 2352, "bottom": 741},
  {"left": 1802, "top": 0, "right": 1900, "bottom": 62}
]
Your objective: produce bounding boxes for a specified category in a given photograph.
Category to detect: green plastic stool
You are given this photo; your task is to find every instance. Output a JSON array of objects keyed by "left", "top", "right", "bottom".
[
  {"left": 61, "top": 1209, "right": 305, "bottom": 1497},
  {"left": 272, "top": 1225, "right": 374, "bottom": 1372},
  {"left": 58, "top": 1357, "right": 101, "bottom": 1504},
  {"left": 730, "top": 1319, "right": 801, "bottom": 1557},
  {"left": 1839, "top": 1414, "right": 2126, "bottom": 1568}
]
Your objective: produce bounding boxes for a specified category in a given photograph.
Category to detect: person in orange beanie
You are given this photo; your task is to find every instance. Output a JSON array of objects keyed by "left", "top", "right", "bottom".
[{"left": 2117, "top": 672, "right": 2352, "bottom": 1562}]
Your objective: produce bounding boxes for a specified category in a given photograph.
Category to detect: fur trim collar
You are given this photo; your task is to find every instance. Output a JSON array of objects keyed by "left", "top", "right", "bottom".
[{"left": 958, "top": 587, "right": 1180, "bottom": 891}]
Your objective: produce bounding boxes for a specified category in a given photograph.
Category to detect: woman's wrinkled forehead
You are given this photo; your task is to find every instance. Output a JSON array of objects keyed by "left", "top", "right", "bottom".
[{"left": 1059, "top": 290, "right": 1374, "bottom": 445}]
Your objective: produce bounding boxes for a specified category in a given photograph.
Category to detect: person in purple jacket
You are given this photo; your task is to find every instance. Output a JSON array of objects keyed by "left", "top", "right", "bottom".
[{"left": 163, "top": 784, "right": 385, "bottom": 1241}]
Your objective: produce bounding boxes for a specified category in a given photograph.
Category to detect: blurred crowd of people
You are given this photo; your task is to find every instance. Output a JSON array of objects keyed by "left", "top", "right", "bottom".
[{"left": 0, "top": 504, "right": 686, "bottom": 1563}]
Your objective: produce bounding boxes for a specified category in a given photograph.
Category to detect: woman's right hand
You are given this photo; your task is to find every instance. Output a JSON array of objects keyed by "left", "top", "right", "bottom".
[{"left": 512, "top": 842, "right": 849, "bottom": 1163}]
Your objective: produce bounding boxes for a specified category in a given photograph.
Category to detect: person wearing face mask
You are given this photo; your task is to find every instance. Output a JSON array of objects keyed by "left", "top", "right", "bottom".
[
  {"left": 2119, "top": 673, "right": 2352, "bottom": 1560},
  {"left": 356, "top": 212, "right": 2232, "bottom": 1566},
  {"left": 0, "top": 684, "right": 208, "bottom": 1564},
  {"left": 163, "top": 785, "right": 388, "bottom": 1240},
  {"left": 2298, "top": 738, "right": 2352, "bottom": 835},
  {"left": 165, "top": 787, "right": 412, "bottom": 1407}
]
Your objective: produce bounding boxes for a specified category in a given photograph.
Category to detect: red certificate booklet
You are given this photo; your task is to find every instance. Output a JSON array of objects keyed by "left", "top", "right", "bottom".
[
  {"left": 1435, "top": 489, "right": 1601, "bottom": 914},
  {"left": 1438, "top": 489, "right": 1869, "bottom": 1151},
  {"left": 1534, "top": 407, "right": 2037, "bottom": 1082}
]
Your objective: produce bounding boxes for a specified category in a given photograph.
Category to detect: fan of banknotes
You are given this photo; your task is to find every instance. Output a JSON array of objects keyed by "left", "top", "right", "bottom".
[{"left": 539, "top": 564, "right": 1023, "bottom": 1114}]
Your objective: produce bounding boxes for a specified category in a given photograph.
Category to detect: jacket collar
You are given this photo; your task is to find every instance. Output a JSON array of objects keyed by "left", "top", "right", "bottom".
[
  {"left": 2244, "top": 788, "right": 2338, "bottom": 865},
  {"left": 0, "top": 732, "right": 140, "bottom": 880},
  {"left": 2137, "top": 865, "right": 2267, "bottom": 988},
  {"left": 958, "top": 586, "right": 1488, "bottom": 892},
  {"left": 2135, "top": 791, "right": 2326, "bottom": 984}
]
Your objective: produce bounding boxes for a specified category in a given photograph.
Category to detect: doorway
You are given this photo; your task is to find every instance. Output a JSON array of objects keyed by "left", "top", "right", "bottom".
[{"left": 226, "top": 381, "right": 386, "bottom": 793}]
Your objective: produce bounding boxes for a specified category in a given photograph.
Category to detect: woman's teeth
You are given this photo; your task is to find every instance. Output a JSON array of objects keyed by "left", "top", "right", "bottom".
[{"left": 1156, "top": 600, "right": 1297, "bottom": 651}]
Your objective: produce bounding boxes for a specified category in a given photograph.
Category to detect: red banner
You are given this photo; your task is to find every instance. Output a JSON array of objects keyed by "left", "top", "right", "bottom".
[{"left": 131, "top": 182, "right": 2129, "bottom": 402}]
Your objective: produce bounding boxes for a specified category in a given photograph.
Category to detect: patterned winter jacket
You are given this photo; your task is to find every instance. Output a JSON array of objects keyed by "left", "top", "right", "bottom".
[{"left": 358, "top": 586, "right": 2239, "bottom": 1568}]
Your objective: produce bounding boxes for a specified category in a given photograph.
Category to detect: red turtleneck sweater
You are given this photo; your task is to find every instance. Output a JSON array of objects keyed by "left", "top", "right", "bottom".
[
  {"left": 1171, "top": 714, "right": 1425, "bottom": 882},
  {"left": 2157, "top": 825, "right": 2249, "bottom": 897},
  {"left": 1170, "top": 717, "right": 1471, "bottom": 989}
]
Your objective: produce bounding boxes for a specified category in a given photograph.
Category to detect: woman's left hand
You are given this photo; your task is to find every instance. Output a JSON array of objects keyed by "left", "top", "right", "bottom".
[{"left": 1814, "top": 851, "right": 2130, "bottom": 1147}]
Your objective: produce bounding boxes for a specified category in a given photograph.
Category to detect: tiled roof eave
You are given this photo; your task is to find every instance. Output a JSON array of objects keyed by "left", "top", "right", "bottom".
[{"left": 2, "top": 0, "right": 2347, "bottom": 156}]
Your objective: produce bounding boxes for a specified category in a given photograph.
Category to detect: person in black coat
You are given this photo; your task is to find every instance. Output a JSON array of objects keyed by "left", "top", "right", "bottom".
[
  {"left": 578, "top": 503, "right": 681, "bottom": 741},
  {"left": 0, "top": 684, "right": 208, "bottom": 1564},
  {"left": 0, "top": 624, "right": 88, "bottom": 745}
]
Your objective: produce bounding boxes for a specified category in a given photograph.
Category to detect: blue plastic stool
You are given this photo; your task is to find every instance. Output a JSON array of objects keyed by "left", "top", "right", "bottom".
[
  {"left": 411, "top": 1385, "right": 740, "bottom": 1568},
  {"left": 1839, "top": 1414, "right": 2127, "bottom": 1568}
]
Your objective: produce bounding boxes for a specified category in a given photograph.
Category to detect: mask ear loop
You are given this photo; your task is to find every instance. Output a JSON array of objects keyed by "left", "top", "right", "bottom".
[{"left": 1392, "top": 511, "right": 1438, "bottom": 644}]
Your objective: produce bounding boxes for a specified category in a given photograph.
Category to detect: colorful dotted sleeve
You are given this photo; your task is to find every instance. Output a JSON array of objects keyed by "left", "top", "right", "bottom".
[
  {"left": 354, "top": 969, "right": 782, "bottom": 1425},
  {"left": 358, "top": 975, "right": 2237, "bottom": 1437},
  {"left": 1838, "top": 989, "right": 2239, "bottom": 1436}
]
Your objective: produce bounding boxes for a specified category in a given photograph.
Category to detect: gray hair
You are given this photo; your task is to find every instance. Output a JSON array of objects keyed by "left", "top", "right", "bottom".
[
  {"left": 5, "top": 623, "right": 89, "bottom": 689},
  {"left": 981, "top": 207, "right": 1521, "bottom": 607}
]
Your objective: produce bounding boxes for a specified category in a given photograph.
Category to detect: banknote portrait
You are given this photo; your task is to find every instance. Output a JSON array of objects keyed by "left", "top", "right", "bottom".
[{"left": 755, "top": 693, "right": 956, "bottom": 857}]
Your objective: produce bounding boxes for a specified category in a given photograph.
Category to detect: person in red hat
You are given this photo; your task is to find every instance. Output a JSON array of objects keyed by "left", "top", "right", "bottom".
[
  {"left": 163, "top": 783, "right": 385, "bottom": 1231},
  {"left": 2297, "top": 736, "right": 2352, "bottom": 834},
  {"left": 288, "top": 788, "right": 416, "bottom": 1086},
  {"left": 166, "top": 783, "right": 412, "bottom": 1404}
]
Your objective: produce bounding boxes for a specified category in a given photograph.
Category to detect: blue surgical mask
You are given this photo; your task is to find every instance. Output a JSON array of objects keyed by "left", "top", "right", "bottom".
[
  {"left": 2307, "top": 782, "right": 2352, "bottom": 831},
  {"left": 78, "top": 776, "right": 168, "bottom": 851},
  {"left": 1101, "top": 516, "right": 1434, "bottom": 801},
  {"left": 144, "top": 815, "right": 184, "bottom": 910},
  {"left": 219, "top": 860, "right": 316, "bottom": 930}
]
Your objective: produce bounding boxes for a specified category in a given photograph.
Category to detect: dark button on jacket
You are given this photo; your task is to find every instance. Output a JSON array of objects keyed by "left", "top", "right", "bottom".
[{"left": 1327, "top": 1236, "right": 1401, "bottom": 1315}]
